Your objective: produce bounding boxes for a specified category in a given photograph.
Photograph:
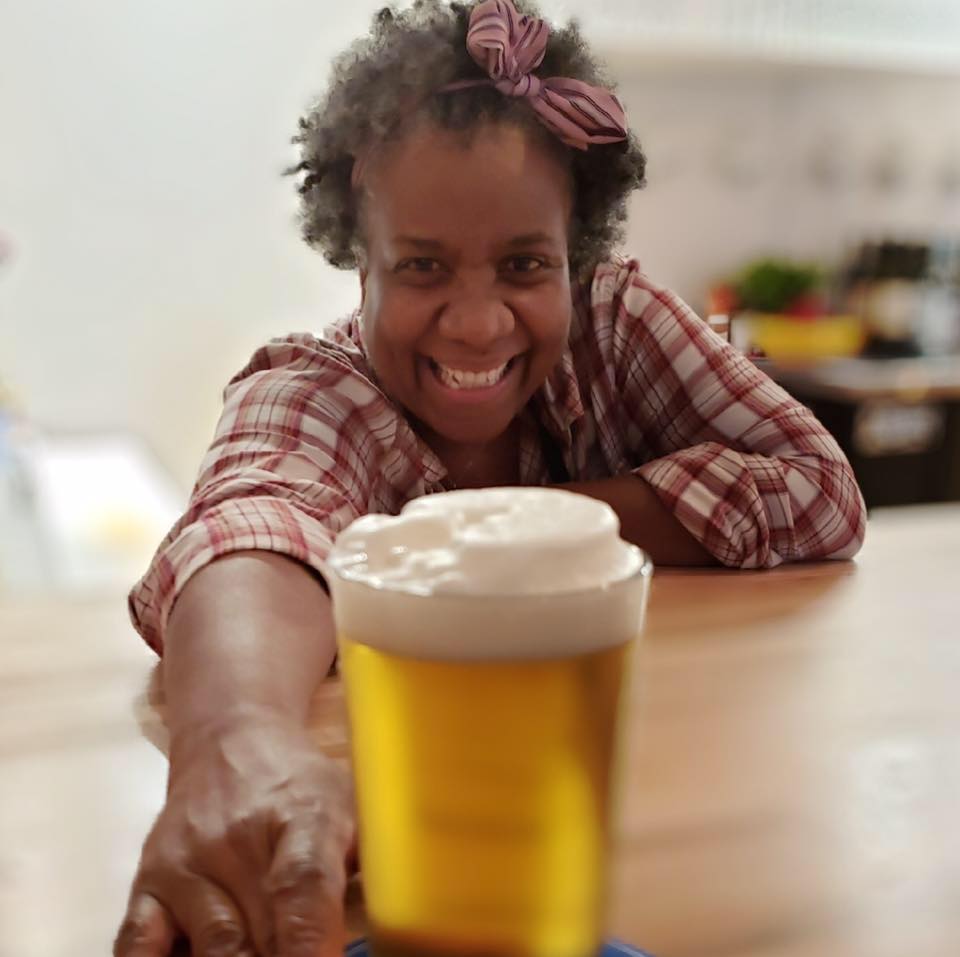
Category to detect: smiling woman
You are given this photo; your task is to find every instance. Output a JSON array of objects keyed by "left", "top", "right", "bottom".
[{"left": 115, "top": 2, "right": 868, "bottom": 957}]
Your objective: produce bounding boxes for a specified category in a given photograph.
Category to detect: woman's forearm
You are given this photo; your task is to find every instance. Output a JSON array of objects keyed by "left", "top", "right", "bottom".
[
  {"left": 162, "top": 550, "right": 337, "bottom": 751},
  {"left": 564, "top": 475, "right": 718, "bottom": 566}
]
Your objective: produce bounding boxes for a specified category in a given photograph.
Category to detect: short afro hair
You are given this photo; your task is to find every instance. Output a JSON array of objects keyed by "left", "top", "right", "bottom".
[{"left": 289, "top": 0, "right": 646, "bottom": 277}]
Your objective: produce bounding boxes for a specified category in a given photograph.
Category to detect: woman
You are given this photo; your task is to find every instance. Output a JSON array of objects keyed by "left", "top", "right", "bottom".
[{"left": 116, "top": 2, "right": 866, "bottom": 955}]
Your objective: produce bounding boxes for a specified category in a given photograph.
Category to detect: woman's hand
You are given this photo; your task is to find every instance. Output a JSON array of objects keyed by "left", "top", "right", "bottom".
[{"left": 115, "top": 709, "right": 355, "bottom": 957}]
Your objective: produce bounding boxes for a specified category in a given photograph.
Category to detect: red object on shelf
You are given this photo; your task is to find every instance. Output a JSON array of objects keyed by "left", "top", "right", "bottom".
[
  {"left": 708, "top": 283, "right": 739, "bottom": 316},
  {"left": 784, "top": 292, "right": 828, "bottom": 320}
]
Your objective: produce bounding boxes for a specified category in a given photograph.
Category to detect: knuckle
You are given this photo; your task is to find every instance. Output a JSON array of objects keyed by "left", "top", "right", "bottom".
[
  {"left": 223, "top": 812, "right": 260, "bottom": 854},
  {"left": 195, "top": 917, "right": 247, "bottom": 955},
  {"left": 278, "top": 914, "right": 326, "bottom": 954},
  {"left": 270, "top": 855, "right": 325, "bottom": 895},
  {"left": 139, "top": 856, "right": 187, "bottom": 894},
  {"left": 303, "top": 805, "right": 352, "bottom": 858},
  {"left": 113, "top": 916, "right": 153, "bottom": 955},
  {"left": 140, "top": 827, "right": 190, "bottom": 875},
  {"left": 181, "top": 816, "right": 225, "bottom": 860}
]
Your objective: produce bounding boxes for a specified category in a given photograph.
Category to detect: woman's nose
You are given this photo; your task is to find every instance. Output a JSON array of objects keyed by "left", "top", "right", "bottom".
[{"left": 437, "top": 293, "right": 515, "bottom": 349}]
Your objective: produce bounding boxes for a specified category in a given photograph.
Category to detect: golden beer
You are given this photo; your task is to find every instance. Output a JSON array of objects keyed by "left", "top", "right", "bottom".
[
  {"left": 340, "top": 638, "right": 629, "bottom": 957},
  {"left": 327, "top": 488, "right": 651, "bottom": 957}
]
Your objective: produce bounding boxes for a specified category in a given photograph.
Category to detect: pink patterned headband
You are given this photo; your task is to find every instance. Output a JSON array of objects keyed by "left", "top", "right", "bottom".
[{"left": 351, "top": 0, "right": 629, "bottom": 188}]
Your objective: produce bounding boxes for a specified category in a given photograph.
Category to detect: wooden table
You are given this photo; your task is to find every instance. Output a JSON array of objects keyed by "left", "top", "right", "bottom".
[{"left": 2, "top": 505, "right": 959, "bottom": 957}]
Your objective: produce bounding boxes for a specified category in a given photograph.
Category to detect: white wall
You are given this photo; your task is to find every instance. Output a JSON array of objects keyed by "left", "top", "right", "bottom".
[
  {"left": 618, "top": 60, "right": 960, "bottom": 307},
  {"left": 3, "top": 2, "right": 960, "bottom": 490},
  {"left": 1, "top": 1, "right": 378, "bottom": 488}
]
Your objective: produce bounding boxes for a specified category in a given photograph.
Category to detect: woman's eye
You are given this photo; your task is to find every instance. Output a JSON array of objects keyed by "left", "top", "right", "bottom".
[
  {"left": 397, "top": 258, "right": 442, "bottom": 273},
  {"left": 505, "top": 256, "right": 545, "bottom": 273}
]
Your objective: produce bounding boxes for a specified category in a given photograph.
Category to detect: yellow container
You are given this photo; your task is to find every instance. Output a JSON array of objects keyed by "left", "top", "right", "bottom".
[{"left": 744, "top": 312, "right": 866, "bottom": 362}]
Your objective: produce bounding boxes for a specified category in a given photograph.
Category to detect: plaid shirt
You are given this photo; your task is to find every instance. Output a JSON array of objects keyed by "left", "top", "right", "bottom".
[{"left": 130, "top": 259, "right": 866, "bottom": 652}]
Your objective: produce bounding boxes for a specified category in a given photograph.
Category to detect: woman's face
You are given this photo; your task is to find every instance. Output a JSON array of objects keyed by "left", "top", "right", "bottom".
[{"left": 358, "top": 121, "right": 573, "bottom": 449}]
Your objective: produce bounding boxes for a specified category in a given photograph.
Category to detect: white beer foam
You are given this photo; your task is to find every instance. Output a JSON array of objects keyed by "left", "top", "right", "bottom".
[
  {"left": 329, "top": 488, "right": 642, "bottom": 596},
  {"left": 326, "top": 488, "right": 651, "bottom": 659}
]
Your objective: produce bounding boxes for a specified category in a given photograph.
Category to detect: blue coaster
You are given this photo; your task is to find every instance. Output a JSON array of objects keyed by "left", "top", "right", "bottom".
[{"left": 346, "top": 938, "right": 653, "bottom": 957}]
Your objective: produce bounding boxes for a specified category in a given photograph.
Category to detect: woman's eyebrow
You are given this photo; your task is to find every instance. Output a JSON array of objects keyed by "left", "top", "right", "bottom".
[
  {"left": 391, "top": 232, "right": 561, "bottom": 250},
  {"left": 392, "top": 235, "right": 445, "bottom": 250},
  {"left": 503, "top": 232, "right": 558, "bottom": 248}
]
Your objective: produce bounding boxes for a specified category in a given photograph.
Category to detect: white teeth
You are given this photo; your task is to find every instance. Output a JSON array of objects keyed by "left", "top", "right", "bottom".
[{"left": 434, "top": 360, "right": 510, "bottom": 390}]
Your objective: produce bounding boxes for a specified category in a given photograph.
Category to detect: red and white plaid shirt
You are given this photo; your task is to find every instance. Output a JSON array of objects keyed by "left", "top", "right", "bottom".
[{"left": 130, "top": 259, "right": 866, "bottom": 652}]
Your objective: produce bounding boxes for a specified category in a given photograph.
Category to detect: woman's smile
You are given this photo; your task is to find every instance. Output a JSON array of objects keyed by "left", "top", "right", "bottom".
[{"left": 420, "top": 352, "right": 526, "bottom": 406}]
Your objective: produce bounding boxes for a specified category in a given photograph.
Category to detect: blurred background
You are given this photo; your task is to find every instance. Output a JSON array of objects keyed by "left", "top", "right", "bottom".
[{"left": 2, "top": 0, "right": 960, "bottom": 594}]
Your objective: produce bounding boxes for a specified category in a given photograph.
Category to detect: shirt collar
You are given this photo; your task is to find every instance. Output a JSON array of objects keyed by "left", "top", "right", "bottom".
[
  {"left": 536, "top": 343, "right": 584, "bottom": 440},
  {"left": 533, "top": 290, "right": 587, "bottom": 444},
  {"left": 345, "top": 311, "right": 447, "bottom": 486}
]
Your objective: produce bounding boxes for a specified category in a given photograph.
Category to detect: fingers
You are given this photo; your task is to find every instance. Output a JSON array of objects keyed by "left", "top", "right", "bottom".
[
  {"left": 153, "top": 873, "right": 255, "bottom": 957},
  {"left": 114, "top": 892, "right": 177, "bottom": 957},
  {"left": 266, "top": 818, "right": 348, "bottom": 957}
]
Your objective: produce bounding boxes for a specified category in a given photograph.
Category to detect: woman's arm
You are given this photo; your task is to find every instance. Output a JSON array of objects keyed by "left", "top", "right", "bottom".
[
  {"left": 120, "top": 334, "right": 393, "bottom": 957},
  {"left": 116, "top": 552, "right": 354, "bottom": 957},
  {"left": 603, "top": 263, "right": 867, "bottom": 568},
  {"left": 163, "top": 551, "right": 334, "bottom": 742},
  {"left": 564, "top": 474, "right": 717, "bottom": 565}
]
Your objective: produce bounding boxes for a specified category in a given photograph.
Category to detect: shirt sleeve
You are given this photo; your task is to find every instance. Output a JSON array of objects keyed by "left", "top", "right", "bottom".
[
  {"left": 128, "top": 335, "right": 383, "bottom": 654},
  {"left": 611, "top": 263, "right": 867, "bottom": 568}
]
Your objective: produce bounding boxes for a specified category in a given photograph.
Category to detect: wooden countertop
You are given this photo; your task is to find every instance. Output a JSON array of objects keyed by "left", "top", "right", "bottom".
[{"left": 2, "top": 504, "right": 959, "bottom": 957}]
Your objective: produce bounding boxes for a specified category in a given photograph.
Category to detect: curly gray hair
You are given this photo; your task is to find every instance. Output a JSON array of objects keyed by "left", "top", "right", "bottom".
[{"left": 289, "top": 0, "right": 647, "bottom": 277}]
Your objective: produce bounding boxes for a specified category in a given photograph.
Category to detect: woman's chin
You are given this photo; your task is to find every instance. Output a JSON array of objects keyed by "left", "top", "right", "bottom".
[
  {"left": 428, "top": 418, "right": 514, "bottom": 448},
  {"left": 409, "top": 402, "right": 517, "bottom": 448}
]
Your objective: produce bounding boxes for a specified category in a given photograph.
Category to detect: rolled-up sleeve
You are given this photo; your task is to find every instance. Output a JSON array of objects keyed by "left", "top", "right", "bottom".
[
  {"left": 128, "top": 335, "right": 386, "bottom": 653},
  {"left": 614, "top": 266, "right": 866, "bottom": 568}
]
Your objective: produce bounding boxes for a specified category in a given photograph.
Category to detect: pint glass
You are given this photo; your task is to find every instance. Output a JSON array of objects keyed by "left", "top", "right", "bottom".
[{"left": 327, "top": 489, "right": 652, "bottom": 957}]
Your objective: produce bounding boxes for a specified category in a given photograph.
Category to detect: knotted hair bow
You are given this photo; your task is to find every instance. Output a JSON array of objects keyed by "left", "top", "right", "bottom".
[{"left": 451, "top": 0, "right": 629, "bottom": 151}]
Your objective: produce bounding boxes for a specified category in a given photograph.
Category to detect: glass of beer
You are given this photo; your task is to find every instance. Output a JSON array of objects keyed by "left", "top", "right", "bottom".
[{"left": 326, "top": 488, "right": 652, "bottom": 957}]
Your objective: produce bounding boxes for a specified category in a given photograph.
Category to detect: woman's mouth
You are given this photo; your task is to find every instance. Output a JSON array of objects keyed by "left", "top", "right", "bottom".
[
  {"left": 423, "top": 355, "right": 523, "bottom": 404},
  {"left": 429, "top": 357, "right": 516, "bottom": 390}
]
